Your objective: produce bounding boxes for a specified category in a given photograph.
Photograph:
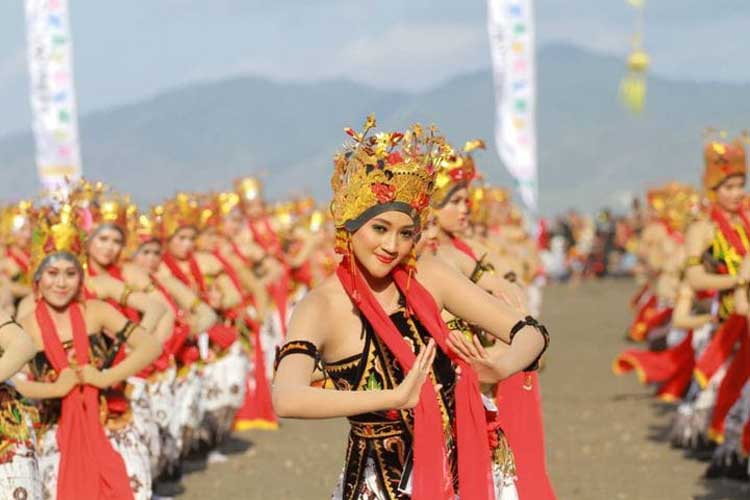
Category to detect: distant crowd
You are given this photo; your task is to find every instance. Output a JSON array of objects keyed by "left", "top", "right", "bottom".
[{"left": 539, "top": 199, "right": 644, "bottom": 283}]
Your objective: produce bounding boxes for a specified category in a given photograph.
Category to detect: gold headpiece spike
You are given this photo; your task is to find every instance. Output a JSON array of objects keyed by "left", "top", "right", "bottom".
[
  {"left": 463, "top": 139, "right": 486, "bottom": 153},
  {"left": 234, "top": 177, "right": 264, "bottom": 202}
]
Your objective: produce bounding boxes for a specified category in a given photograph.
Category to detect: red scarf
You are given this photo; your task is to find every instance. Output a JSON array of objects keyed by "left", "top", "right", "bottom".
[
  {"left": 162, "top": 252, "right": 207, "bottom": 295},
  {"left": 229, "top": 239, "right": 251, "bottom": 266},
  {"left": 36, "top": 301, "right": 133, "bottom": 500},
  {"left": 710, "top": 206, "right": 750, "bottom": 256},
  {"left": 249, "top": 219, "right": 291, "bottom": 333},
  {"left": 87, "top": 263, "right": 140, "bottom": 323},
  {"left": 212, "top": 250, "right": 244, "bottom": 297},
  {"left": 249, "top": 218, "right": 282, "bottom": 258},
  {"left": 337, "top": 258, "right": 493, "bottom": 500},
  {"left": 450, "top": 236, "right": 478, "bottom": 261}
]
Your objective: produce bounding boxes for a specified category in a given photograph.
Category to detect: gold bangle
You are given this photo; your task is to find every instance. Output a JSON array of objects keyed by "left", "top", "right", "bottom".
[
  {"left": 737, "top": 277, "right": 747, "bottom": 288},
  {"left": 189, "top": 296, "right": 202, "bottom": 314},
  {"left": 119, "top": 285, "right": 134, "bottom": 307}
]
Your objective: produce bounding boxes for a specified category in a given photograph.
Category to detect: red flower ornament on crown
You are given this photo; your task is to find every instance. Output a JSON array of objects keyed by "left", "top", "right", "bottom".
[{"left": 371, "top": 183, "right": 397, "bottom": 204}]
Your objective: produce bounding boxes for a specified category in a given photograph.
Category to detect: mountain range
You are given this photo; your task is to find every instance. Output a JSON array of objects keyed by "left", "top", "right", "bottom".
[{"left": 1, "top": 43, "right": 749, "bottom": 215}]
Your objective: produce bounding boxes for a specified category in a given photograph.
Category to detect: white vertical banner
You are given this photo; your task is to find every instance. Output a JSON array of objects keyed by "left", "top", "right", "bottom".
[
  {"left": 24, "top": 0, "right": 82, "bottom": 193},
  {"left": 487, "top": 0, "right": 538, "bottom": 213}
]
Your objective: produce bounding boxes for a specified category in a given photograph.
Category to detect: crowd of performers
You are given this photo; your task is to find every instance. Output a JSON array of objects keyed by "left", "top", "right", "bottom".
[
  {"left": 614, "top": 135, "right": 750, "bottom": 482},
  {"left": 0, "top": 116, "right": 553, "bottom": 499}
]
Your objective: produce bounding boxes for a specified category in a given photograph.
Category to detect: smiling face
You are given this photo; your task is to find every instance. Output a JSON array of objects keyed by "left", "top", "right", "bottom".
[
  {"left": 133, "top": 240, "right": 162, "bottom": 273},
  {"left": 168, "top": 227, "right": 198, "bottom": 260},
  {"left": 350, "top": 211, "right": 417, "bottom": 279},
  {"left": 36, "top": 255, "right": 83, "bottom": 309},
  {"left": 435, "top": 186, "right": 470, "bottom": 234},
  {"left": 87, "top": 226, "right": 124, "bottom": 268},
  {"left": 715, "top": 175, "right": 746, "bottom": 213}
]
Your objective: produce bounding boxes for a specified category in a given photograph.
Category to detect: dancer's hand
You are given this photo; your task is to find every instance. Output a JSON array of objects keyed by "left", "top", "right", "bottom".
[
  {"left": 448, "top": 331, "right": 508, "bottom": 383},
  {"left": 77, "top": 364, "right": 113, "bottom": 389},
  {"left": 392, "top": 339, "right": 438, "bottom": 410},
  {"left": 54, "top": 367, "right": 79, "bottom": 397}
]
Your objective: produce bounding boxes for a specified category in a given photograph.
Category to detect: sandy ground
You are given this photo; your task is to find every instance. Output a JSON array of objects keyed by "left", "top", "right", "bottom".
[{"left": 181, "top": 280, "right": 749, "bottom": 499}]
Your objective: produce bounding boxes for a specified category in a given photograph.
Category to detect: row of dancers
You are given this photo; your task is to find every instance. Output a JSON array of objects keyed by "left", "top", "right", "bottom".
[
  {"left": 0, "top": 116, "right": 555, "bottom": 499},
  {"left": 615, "top": 133, "right": 750, "bottom": 482}
]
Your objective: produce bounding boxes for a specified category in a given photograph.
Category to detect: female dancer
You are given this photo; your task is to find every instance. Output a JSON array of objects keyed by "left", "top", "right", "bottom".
[
  {"left": 14, "top": 203, "right": 163, "bottom": 500},
  {"left": 273, "top": 119, "right": 548, "bottom": 500},
  {"left": 429, "top": 143, "right": 556, "bottom": 500},
  {"left": 0, "top": 312, "right": 40, "bottom": 498},
  {"left": 682, "top": 137, "right": 750, "bottom": 478},
  {"left": 156, "top": 194, "right": 246, "bottom": 456},
  {"left": 128, "top": 209, "right": 221, "bottom": 492}
]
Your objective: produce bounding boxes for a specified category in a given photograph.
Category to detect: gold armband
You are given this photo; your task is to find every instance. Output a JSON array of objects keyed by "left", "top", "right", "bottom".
[
  {"left": 119, "top": 285, "right": 134, "bottom": 307},
  {"left": 685, "top": 256, "right": 702, "bottom": 268}
]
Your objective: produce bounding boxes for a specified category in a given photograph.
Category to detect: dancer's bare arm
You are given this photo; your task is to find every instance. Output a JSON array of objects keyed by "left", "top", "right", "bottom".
[
  {"left": 419, "top": 255, "right": 545, "bottom": 378},
  {"left": 272, "top": 292, "right": 435, "bottom": 419}
]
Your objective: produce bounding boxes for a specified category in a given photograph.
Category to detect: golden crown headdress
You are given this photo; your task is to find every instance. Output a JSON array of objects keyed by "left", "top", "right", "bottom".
[
  {"left": 702, "top": 130, "right": 747, "bottom": 191},
  {"left": 432, "top": 139, "right": 484, "bottom": 207},
  {"left": 656, "top": 182, "right": 700, "bottom": 233},
  {"left": 67, "top": 179, "right": 133, "bottom": 237},
  {"left": 234, "top": 176, "right": 264, "bottom": 202},
  {"left": 161, "top": 192, "right": 203, "bottom": 238},
  {"left": 30, "top": 203, "right": 88, "bottom": 277},
  {"left": 331, "top": 115, "right": 443, "bottom": 233},
  {"left": 0, "top": 200, "right": 34, "bottom": 246}
]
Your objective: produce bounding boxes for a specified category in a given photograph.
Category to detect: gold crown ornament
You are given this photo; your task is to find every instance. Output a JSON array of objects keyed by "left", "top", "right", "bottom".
[
  {"left": 160, "top": 192, "right": 204, "bottom": 238},
  {"left": 234, "top": 176, "right": 264, "bottom": 203},
  {"left": 432, "top": 139, "right": 484, "bottom": 207},
  {"left": 0, "top": 200, "right": 34, "bottom": 246},
  {"left": 702, "top": 133, "right": 746, "bottom": 192},
  {"left": 331, "top": 116, "right": 443, "bottom": 238},
  {"left": 29, "top": 203, "right": 88, "bottom": 278},
  {"left": 661, "top": 182, "right": 700, "bottom": 233}
]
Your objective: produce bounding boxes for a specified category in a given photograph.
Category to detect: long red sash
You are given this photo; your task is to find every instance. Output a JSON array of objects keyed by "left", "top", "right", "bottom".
[
  {"left": 628, "top": 295, "right": 658, "bottom": 342},
  {"left": 614, "top": 329, "right": 692, "bottom": 386},
  {"left": 36, "top": 301, "right": 133, "bottom": 500},
  {"left": 710, "top": 206, "right": 750, "bottom": 257},
  {"left": 496, "top": 373, "right": 557, "bottom": 500},
  {"left": 450, "top": 236, "right": 478, "bottom": 261},
  {"left": 249, "top": 219, "right": 291, "bottom": 334},
  {"left": 162, "top": 252, "right": 207, "bottom": 296},
  {"left": 708, "top": 331, "right": 750, "bottom": 441},
  {"left": 694, "top": 314, "right": 745, "bottom": 387},
  {"left": 212, "top": 250, "right": 244, "bottom": 296},
  {"left": 337, "top": 258, "right": 493, "bottom": 500}
]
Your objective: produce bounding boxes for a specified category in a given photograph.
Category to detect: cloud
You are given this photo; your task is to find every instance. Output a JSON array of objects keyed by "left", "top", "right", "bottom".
[{"left": 336, "top": 23, "right": 488, "bottom": 90}]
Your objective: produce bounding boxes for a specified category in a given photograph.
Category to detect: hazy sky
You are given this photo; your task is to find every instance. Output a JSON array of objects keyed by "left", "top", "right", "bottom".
[{"left": 1, "top": 1, "right": 749, "bottom": 136}]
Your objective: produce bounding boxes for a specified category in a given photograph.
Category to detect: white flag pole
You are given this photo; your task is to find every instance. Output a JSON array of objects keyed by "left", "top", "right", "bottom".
[
  {"left": 487, "top": 0, "right": 538, "bottom": 220},
  {"left": 24, "top": 0, "right": 83, "bottom": 195}
]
